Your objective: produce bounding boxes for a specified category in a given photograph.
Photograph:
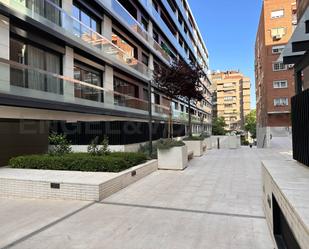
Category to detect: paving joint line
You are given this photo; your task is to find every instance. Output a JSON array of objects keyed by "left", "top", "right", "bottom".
[
  {"left": 1, "top": 201, "right": 96, "bottom": 249},
  {"left": 100, "top": 201, "right": 266, "bottom": 219}
]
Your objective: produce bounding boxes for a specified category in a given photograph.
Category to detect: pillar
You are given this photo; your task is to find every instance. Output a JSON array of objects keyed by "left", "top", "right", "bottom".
[
  {"left": 0, "top": 15, "right": 10, "bottom": 92},
  {"left": 63, "top": 46, "right": 75, "bottom": 102},
  {"left": 104, "top": 65, "right": 114, "bottom": 105},
  {"left": 102, "top": 14, "right": 112, "bottom": 40}
]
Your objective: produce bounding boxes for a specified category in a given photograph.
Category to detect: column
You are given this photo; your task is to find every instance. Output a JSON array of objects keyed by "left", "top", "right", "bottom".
[
  {"left": 148, "top": 20, "right": 153, "bottom": 45},
  {"left": 102, "top": 14, "right": 112, "bottom": 40},
  {"left": 0, "top": 15, "right": 10, "bottom": 92},
  {"left": 104, "top": 65, "right": 114, "bottom": 105},
  {"left": 62, "top": 0, "right": 73, "bottom": 30},
  {"left": 63, "top": 46, "right": 75, "bottom": 102}
]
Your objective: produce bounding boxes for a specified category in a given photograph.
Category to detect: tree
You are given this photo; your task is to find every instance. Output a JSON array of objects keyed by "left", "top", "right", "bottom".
[
  {"left": 212, "top": 117, "right": 227, "bottom": 135},
  {"left": 153, "top": 60, "right": 188, "bottom": 138},
  {"left": 244, "top": 110, "right": 257, "bottom": 139},
  {"left": 179, "top": 62, "right": 205, "bottom": 137}
]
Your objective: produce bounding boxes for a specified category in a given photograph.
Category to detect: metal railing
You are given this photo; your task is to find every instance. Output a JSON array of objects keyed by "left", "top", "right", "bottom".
[{"left": 291, "top": 89, "right": 309, "bottom": 166}]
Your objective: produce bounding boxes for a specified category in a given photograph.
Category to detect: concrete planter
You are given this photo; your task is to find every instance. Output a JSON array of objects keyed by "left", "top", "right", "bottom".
[
  {"left": 158, "top": 145, "right": 188, "bottom": 170},
  {"left": 183, "top": 140, "right": 203, "bottom": 157}
]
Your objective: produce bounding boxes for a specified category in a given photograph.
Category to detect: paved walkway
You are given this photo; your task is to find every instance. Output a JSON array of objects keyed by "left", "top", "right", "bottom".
[{"left": 0, "top": 144, "right": 292, "bottom": 249}]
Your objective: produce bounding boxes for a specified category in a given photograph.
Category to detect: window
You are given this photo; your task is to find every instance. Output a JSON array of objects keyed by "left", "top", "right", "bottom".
[
  {"left": 74, "top": 62, "right": 103, "bottom": 102},
  {"left": 180, "top": 104, "right": 184, "bottom": 112},
  {"left": 153, "top": 30, "right": 159, "bottom": 43},
  {"left": 224, "top": 96, "right": 234, "bottom": 101},
  {"left": 271, "top": 10, "right": 284, "bottom": 19},
  {"left": 152, "top": 0, "right": 159, "bottom": 12},
  {"left": 273, "top": 62, "right": 287, "bottom": 71},
  {"left": 25, "top": 0, "right": 61, "bottom": 25},
  {"left": 273, "top": 80, "right": 288, "bottom": 88},
  {"left": 141, "top": 16, "right": 148, "bottom": 31},
  {"left": 272, "top": 45, "right": 285, "bottom": 54},
  {"left": 114, "top": 77, "right": 139, "bottom": 108},
  {"left": 143, "top": 88, "right": 149, "bottom": 101},
  {"left": 274, "top": 98, "right": 289, "bottom": 106},
  {"left": 73, "top": 3, "right": 101, "bottom": 37},
  {"left": 112, "top": 32, "right": 137, "bottom": 58},
  {"left": 174, "top": 102, "right": 179, "bottom": 110},
  {"left": 142, "top": 53, "right": 149, "bottom": 66},
  {"left": 154, "top": 93, "right": 160, "bottom": 105},
  {"left": 10, "top": 38, "right": 62, "bottom": 94},
  {"left": 271, "top": 27, "right": 286, "bottom": 39}
]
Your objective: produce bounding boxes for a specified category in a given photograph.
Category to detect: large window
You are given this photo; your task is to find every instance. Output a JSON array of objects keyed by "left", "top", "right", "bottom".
[
  {"left": 73, "top": 3, "right": 101, "bottom": 38},
  {"left": 74, "top": 62, "right": 103, "bottom": 102},
  {"left": 271, "top": 10, "right": 284, "bottom": 19},
  {"left": 274, "top": 98, "right": 289, "bottom": 106},
  {"left": 273, "top": 80, "right": 288, "bottom": 89},
  {"left": 112, "top": 32, "right": 137, "bottom": 59},
  {"left": 273, "top": 62, "right": 287, "bottom": 71},
  {"left": 10, "top": 38, "right": 62, "bottom": 94},
  {"left": 114, "top": 77, "right": 139, "bottom": 109},
  {"left": 25, "top": 0, "right": 61, "bottom": 25}
]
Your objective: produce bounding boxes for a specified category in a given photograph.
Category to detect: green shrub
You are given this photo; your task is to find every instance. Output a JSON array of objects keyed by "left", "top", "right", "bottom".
[
  {"left": 156, "top": 139, "right": 185, "bottom": 150},
  {"left": 87, "top": 136, "right": 111, "bottom": 156},
  {"left": 9, "top": 152, "right": 148, "bottom": 172},
  {"left": 48, "top": 133, "right": 72, "bottom": 156}
]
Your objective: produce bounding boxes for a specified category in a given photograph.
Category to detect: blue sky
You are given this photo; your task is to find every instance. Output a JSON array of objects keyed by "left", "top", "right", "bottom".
[{"left": 188, "top": 0, "right": 263, "bottom": 109}]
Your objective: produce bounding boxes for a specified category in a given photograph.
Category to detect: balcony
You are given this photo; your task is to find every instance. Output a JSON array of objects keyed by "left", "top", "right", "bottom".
[
  {"left": 0, "top": 0, "right": 150, "bottom": 78},
  {"left": 0, "top": 58, "right": 171, "bottom": 118},
  {"left": 102, "top": 0, "right": 174, "bottom": 64}
]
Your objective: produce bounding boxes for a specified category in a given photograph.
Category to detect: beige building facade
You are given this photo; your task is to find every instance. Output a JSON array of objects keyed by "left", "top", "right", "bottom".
[{"left": 211, "top": 71, "right": 251, "bottom": 131}]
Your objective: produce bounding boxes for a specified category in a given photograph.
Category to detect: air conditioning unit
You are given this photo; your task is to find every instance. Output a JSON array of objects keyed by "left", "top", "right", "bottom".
[
  {"left": 288, "top": 64, "right": 294, "bottom": 69},
  {"left": 273, "top": 35, "right": 282, "bottom": 40}
]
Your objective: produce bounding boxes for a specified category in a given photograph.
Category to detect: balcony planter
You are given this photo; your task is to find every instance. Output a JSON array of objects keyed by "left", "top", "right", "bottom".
[
  {"left": 157, "top": 139, "right": 188, "bottom": 170},
  {"left": 183, "top": 136, "right": 204, "bottom": 157}
]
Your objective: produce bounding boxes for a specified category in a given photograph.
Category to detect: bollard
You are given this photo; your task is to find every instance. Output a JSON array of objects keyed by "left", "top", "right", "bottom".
[{"left": 217, "top": 138, "right": 220, "bottom": 149}]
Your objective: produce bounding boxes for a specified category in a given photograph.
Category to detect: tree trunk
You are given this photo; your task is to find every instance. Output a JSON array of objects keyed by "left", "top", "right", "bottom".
[{"left": 188, "top": 98, "right": 192, "bottom": 137}]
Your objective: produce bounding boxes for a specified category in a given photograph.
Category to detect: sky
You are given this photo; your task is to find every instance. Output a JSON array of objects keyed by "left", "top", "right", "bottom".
[{"left": 188, "top": 0, "right": 263, "bottom": 109}]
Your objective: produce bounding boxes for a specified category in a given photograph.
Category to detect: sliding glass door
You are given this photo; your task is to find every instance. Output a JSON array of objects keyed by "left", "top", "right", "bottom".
[{"left": 10, "top": 38, "right": 63, "bottom": 95}]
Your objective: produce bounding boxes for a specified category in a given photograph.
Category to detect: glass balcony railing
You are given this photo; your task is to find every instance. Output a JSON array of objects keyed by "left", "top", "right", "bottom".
[
  {"left": 0, "top": 58, "right": 171, "bottom": 117},
  {"left": 108, "top": 0, "right": 149, "bottom": 41},
  {"left": 1, "top": 0, "right": 150, "bottom": 78},
  {"left": 105, "top": 0, "right": 174, "bottom": 64}
]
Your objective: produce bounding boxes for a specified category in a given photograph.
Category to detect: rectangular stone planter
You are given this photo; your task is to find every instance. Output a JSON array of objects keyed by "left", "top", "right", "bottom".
[
  {"left": 158, "top": 146, "right": 188, "bottom": 170},
  {"left": 183, "top": 140, "right": 203, "bottom": 157},
  {"left": 0, "top": 160, "right": 157, "bottom": 201}
]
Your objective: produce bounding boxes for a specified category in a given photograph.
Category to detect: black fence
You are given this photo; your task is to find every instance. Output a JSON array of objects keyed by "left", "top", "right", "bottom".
[
  {"left": 291, "top": 89, "right": 309, "bottom": 166},
  {"left": 50, "top": 121, "right": 186, "bottom": 145}
]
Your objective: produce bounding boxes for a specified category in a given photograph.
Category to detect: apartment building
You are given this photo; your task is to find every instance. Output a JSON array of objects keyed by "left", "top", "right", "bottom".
[
  {"left": 0, "top": 0, "right": 212, "bottom": 165},
  {"left": 211, "top": 71, "right": 251, "bottom": 131},
  {"left": 255, "top": 0, "right": 296, "bottom": 148}
]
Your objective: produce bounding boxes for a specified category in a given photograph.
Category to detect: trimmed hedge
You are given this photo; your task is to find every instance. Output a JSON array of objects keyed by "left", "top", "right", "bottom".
[
  {"left": 9, "top": 152, "right": 148, "bottom": 173},
  {"left": 157, "top": 139, "right": 185, "bottom": 150}
]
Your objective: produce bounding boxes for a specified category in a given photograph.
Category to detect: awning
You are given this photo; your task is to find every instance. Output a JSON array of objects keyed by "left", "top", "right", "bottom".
[{"left": 280, "top": 6, "right": 309, "bottom": 64}]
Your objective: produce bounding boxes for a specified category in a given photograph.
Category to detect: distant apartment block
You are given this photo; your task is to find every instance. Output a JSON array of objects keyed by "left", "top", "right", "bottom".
[
  {"left": 255, "top": 0, "right": 297, "bottom": 147},
  {"left": 210, "top": 71, "right": 251, "bottom": 131},
  {"left": 0, "top": 0, "right": 212, "bottom": 165}
]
